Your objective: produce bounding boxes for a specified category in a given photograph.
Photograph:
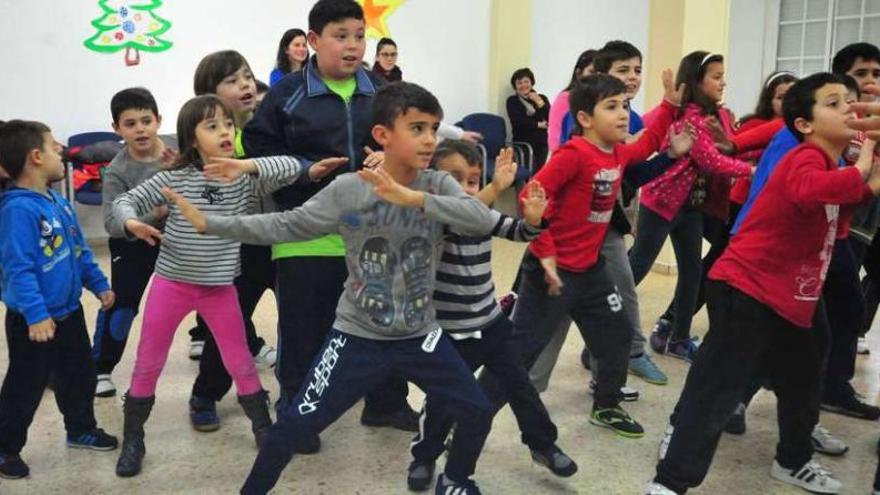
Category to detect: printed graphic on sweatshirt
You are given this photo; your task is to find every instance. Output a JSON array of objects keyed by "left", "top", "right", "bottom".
[
  {"left": 299, "top": 334, "right": 347, "bottom": 415},
  {"left": 38, "top": 215, "right": 71, "bottom": 272},
  {"left": 201, "top": 185, "right": 224, "bottom": 204},
  {"left": 401, "top": 237, "right": 431, "bottom": 328},
  {"left": 355, "top": 237, "right": 397, "bottom": 327},
  {"left": 590, "top": 167, "right": 621, "bottom": 223},
  {"left": 794, "top": 205, "right": 838, "bottom": 302}
]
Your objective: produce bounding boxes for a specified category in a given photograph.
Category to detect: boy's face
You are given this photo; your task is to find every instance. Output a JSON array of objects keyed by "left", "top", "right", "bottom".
[
  {"left": 309, "top": 18, "right": 366, "bottom": 80},
  {"left": 798, "top": 83, "right": 857, "bottom": 145},
  {"left": 215, "top": 64, "right": 257, "bottom": 115},
  {"left": 771, "top": 82, "right": 794, "bottom": 118},
  {"left": 699, "top": 62, "right": 726, "bottom": 103},
  {"left": 113, "top": 108, "right": 161, "bottom": 156},
  {"left": 374, "top": 109, "right": 440, "bottom": 170},
  {"left": 435, "top": 152, "right": 481, "bottom": 196},
  {"left": 846, "top": 57, "right": 880, "bottom": 101},
  {"left": 34, "top": 132, "right": 64, "bottom": 182},
  {"left": 577, "top": 93, "right": 630, "bottom": 146},
  {"left": 607, "top": 57, "right": 642, "bottom": 99},
  {"left": 194, "top": 107, "right": 236, "bottom": 160}
]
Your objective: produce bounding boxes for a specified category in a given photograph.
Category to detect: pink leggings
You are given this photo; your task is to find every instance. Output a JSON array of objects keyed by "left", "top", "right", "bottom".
[{"left": 129, "top": 275, "right": 262, "bottom": 398}]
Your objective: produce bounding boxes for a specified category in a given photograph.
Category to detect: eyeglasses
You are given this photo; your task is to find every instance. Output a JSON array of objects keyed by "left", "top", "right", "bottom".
[{"left": 379, "top": 52, "right": 398, "bottom": 58}]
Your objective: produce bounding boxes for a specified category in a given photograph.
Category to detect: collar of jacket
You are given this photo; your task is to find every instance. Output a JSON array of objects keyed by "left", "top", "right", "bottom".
[{"left": 304, "top": 55, "right": 379, "bottom": 98}]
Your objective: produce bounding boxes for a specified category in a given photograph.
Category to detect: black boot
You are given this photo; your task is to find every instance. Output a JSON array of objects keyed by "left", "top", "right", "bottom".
[
  {"left": 239, "top": 390, "right": 272, "bottom": 447},
  {"left": 115, "top": 394, "right": 154, "bottom": 477}
]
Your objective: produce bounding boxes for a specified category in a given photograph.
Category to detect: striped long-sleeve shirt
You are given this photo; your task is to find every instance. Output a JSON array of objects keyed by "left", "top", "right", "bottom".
[
  {"left": 112, "top": 156, "right": 302, "bottom": 285},
  {"left": 434, "top": 210, "right": 542, "bottom": 337}
]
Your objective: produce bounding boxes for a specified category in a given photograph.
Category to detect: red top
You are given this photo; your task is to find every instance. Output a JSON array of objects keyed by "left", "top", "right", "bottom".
[
  {"left": 709, "top": 143, "right": 872, "bottom": 328},
  {"left": 527, "top": 100, "right": 677, "bottom": 272},
  {"left": 731, "top": 118, "right": 785, "bottom": 153},
  {"left": 729, "top": 117, "right": 775, "bottom": 205}
]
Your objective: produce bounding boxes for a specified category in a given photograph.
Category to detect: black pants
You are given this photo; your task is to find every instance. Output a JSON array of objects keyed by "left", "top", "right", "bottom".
[
  {"left": 411, "top": 316, "right": 557, "bottom": 463},
  {"left": 192, "top": 244, "right": 273, "bottom": 401},
  {"left": 241, "top": 329, "right": 491, "bottom": 494},
  {"left": 275, "top": 256, "right": 408, "bottom": 414},
  {"left": 0, "top": 307, "right": 98, "bottom": 455},
  {"left": 92, "top": 238, "right": 159, "bottom": 375},
  {"left": 482, "top": 252, "right": 631, "bottom": 409},
  {"left": 655, "top": 281, "right": 828, "bottom": 493},
  {"left": 822, "top": 238, "right": 865, "bottom": 403}
]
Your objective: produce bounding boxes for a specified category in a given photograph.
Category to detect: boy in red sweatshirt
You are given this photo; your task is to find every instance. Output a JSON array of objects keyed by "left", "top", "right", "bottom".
[{"left": 647, "top": 73, "right": 880, "bottom": 495}]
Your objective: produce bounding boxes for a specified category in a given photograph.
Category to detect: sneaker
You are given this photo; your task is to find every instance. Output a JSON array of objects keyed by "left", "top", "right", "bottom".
[
  {"left": 589, "top": 406, "right": 644, "bottom": 438},
  {"left": 434, "top": 474, "right": 481, "bottom": 495},
  {"left": 361, "top": 405, "right": 420, "bottom": 432},
  {"left": 724, "top": 403, "right": 747, "bottom": 435},
  {"left": 811, "top": 424, "right": 848, "bottom": 457},
  {"left": 189, "top": 396, "right": 220, "bottom": 432},
  {"left": 66, "top": 428, "right": 119, "bottom": 451},
  {"left": 649, "top": 319, "right": 672, "bottom": 354},
  {"left": 658, "top": 424, "right": 674, "bottom": 460},
  {"left": 407, "top": 460, "right": 435, "bottom": 492},
  {"left": 820, "top": 395, "right": 880, "bottom": 420},
  {"left": 253, "top": 344, "right": 277, "bottom": 368},
  {"left": 644, "top": 481, "right": 677, "bottom": 495},
  {"left": 858, "top": 337, "right": 871, "bottom": 355},
  {"left": 0, "top": 453, "right": 29, "bottom": 479},
  {"left": 530, "top": 445, "right": 578, "bottom": 477},
  {"left": 629, "top": 354, "right": 668, "bottom": 385},
  {"left": 666, "top": 339, "right": 699, "bottom": 363},
  {"left": 770, "top": 459, "right": 841, "bottom": 494},
  {"left": 589, "top": 380, "right": 639, "bottom": 401},
  {"left": 95, "top": 374, "right": 116, "bottom": 398},
  {"left": 189, "top": 340, "right": 204, "bottom": 360}
]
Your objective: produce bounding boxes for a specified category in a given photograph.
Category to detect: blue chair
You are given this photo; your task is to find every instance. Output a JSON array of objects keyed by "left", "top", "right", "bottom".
[
  {"left": 458, "top": 113, "right": 534, "bottom": 186},
  {"left": 64, "top": 132, "right": 120, "bottom": 205}
]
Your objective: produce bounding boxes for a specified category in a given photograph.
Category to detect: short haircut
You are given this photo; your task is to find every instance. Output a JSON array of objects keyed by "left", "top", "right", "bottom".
[
  {"left": 308, "top": 0, "right": 364, "bottom": 35},
  {"left": 275, "top": 28, "right": 308, "bottom": 74},
  {"left": 569, "top": 74, "right": 627, "bottom": 133},
  {"left": 376, "top": 37, "right": 397, "bottom": 54},
  {"left": 593, "top": 40, "right": 643, "bottom": 74},
  {"left": 842, "top": 74, "right": 861, "bottom": 99},
  {"left": 832, "top": 42, "right": 880, "bottom": 74},
  {"left": 110, "top": 87, "right": 159, "bottom": 124},
  {"left": 372, "top": 81, "right": 443, "bottom": 128},
  {"left": 510, "top": 68, "right": 535, "bottom": 89},
  {"left": 431, "top": 139, "right": 482, "bottom": 170},
  {"left": 193, "top": 50, "right": 251, "bottom": 96},
  {"left": 783, "top": 72, "right": 847, "bottom": 142},
  {"left": 0, "top": 120, "right": 51, "bottom": 180},
  {"left": 176, "top": 95, "right": 235, "bottom": 166}
]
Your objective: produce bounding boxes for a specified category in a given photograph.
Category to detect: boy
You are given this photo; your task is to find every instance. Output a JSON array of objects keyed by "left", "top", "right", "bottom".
[
  {"left": 92, "top": 87, "right": 176, "bottom": 398},
  {"left": 0, "top": 120, "right": 119, "bottom": 479},
  {"left": 406, "top": 141, "right": 575, "bottom": 491},
  {"left": 647, "top": 73, "right": 880, "bottom": 495},
  {"left": 243, "top": 0, "right": 414, "bottom": 437},
  {"left": 168, "top": 82, "right": 496, "bottom": 495}
]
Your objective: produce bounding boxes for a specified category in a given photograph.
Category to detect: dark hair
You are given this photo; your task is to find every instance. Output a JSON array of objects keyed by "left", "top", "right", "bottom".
[
  {"left": 256, "top": 80, "right": 269, "bottom": 94},
  {"left": 0, "top": 120, "right": 51, "bottom": 180},
  {"left": 176, "top": 95, "right": 235, "bottom": 166},
  {"left": 431, "top": 139, "right": 482, "bottom": 170},
  {"left": 783, "top": 72, "right": 847, "bottom": 142},
  {"left": 569, "top": 74, "right": 627, "bottom": 133},
  {"left": 110, "top": 87, "right": 159, "bottom": 124},
  {"left": 739, "top": 72, "right": 798, "bottom": 124},
  {"left": 842, "top": 74, "right": 861, "bottom": 99},
  {"left": 593, "top": 40, "right": 642, "bottom": 74},
  {"left": 308, "top": 0, "right": 364, "bottom": 35},
  {"left": 372, "top": 81, "right": 443, "bottom": 128},
  {"left": 194, "top": 50, "right": 252, "bottom": 96},
  {"left": 376, "top": 37, "right": 397, "bottom": 55},
  {"left": 676, "top": 50, "right": 725, "bottom": 117},
  {"left": 832, "top": 42, "right": 880, "bottom": 75},
  {"left": 566, "top": 49, "right": 597, "bottom": 91},
  {"left": 274, "top": 28, "right": 308, "bottom": 74},
  {"left": 510, "top": 68, "right": 536, "bottom": 89}
]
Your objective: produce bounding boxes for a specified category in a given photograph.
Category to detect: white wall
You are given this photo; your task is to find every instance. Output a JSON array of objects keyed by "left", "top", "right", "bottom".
[
  {"left": 530, "top": 0, "right": 649, "bottom": 112},
  {"left": 725, "top": 0, "right": 777, "bottom": 118}
]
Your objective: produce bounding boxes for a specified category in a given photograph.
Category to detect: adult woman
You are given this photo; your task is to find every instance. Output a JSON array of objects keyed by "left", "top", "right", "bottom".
[
  {"left": 506, "top": 67, "right": 550, "bottom": 169},
  {"left": 372, "top": 37, "right": 402, "bottom": 82},
  {"left": 269, "top": 28, "right": 308, "bottom": 86}
]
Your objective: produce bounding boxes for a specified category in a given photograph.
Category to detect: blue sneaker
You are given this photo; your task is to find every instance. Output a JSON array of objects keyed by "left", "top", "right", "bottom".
[
  {"left": 666, "top": 339, "right": 700, "bottom": 363},
  {"left": 0, "top": 453, "right": 29, "bottom": 479},
  {"left": 189, "top": 396, "right": 220, "bottom": 432},
  {"left": 66, "top": 428, "right": 118, "bottom": 451},
  {"left": 434, "top": 474, "right": 482, "bottom": 494},
  {"left": 628, "top": 354, "right": 668, "bottom": 385}
]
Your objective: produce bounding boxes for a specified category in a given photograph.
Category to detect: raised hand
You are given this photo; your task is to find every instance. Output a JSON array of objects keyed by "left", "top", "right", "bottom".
[
  {"left": 124, "top": 218, "right": 163, "bottom": 246},
  {"left": 161, "top": 188, "right": 207, "bottom": 233},
  {"left": 160, "top": 147, "right": 180, "bottom": 169},
  {"left": 99, "top": 290, "right": 116, "bottom": 310},
  {"left": 461, "top": 131, "right": 483, "bottom": 143},
  {"left": 668, "top": 123, "right": 697, "bottom": 159},
  {"left": 152, "top": 205, "right": 169, "bottom": 220},
  {"left": 356, "top": 167, "right": 424, "bottom": 208},
  {"left": 363, "top": 146, "right": 385, "bottom": 169},
  {"left": 662, "top": 68, "right": 686, "bottom": 106},
  {"left": 309, "top": 156, "right": 349, "bottom": 180},
  {"left": 28, "top": 318, "right": 56, "bottom": 342},
  {"left": 491, "top": 148, "right": 518, "bottom": 193},
  {"left": 203, "top": 157, "right": 256, "bottom": 182},
  {"left": 520, "top": 180, "right": 547, "bottom": 227},
  {"left": 539, "top": 256, "right": 564, "bottom": 296}
]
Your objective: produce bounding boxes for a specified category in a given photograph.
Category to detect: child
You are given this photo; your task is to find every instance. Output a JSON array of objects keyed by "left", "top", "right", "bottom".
[
  {"left": 110, "top": 94, "right": 343, "bottom": 477},
  {"left": 270, "top": 28, "right": 309, "bottom": 86},
  {"left": 169, "top": 81, "right": 499, "bottom": 495},
  {"left": 0, "top": 120, "right": 119, "bottom": 479},
  {"left": 548, "top": 49, "right": 596, "bottom": 154},
  {"left": 244, "top": 0, "right": 416, "bottom": 437},
  {"left": 407, "top": 141, "right": 576, "bottom": 491},
  {"left": 92, "top": 87, "right": 176, "bottom": 398},
  {"left": 647, "top": 72, "right": 880, "bottom": 495}
]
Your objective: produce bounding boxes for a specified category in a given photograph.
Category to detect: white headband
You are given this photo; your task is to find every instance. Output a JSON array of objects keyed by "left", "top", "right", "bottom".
[
  {"left": 765, "top": 71, "right": 795, "bottom": 88},
  {"left": 700, "top": 53, "right": 720, "bottom": 67}
]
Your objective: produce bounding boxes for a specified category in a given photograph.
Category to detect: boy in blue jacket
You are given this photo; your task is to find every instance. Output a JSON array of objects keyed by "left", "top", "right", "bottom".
[{"left": 0, "top": 120, "right": 118, "bottom": 479}]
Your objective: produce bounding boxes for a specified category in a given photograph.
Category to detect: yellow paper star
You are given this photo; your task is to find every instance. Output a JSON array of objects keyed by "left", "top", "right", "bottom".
[{"left": 357, "top": 0, "right": 406, "bottom": 39}]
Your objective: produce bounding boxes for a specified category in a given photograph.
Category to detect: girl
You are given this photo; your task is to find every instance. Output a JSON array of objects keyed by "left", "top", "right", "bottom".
[
  {"left": 372, "top": 37, "right": 402, "bottom": 82},
  {"left": 269, "top": 28, "right": 309, "bottom": 86},
  {"left": 548, "top": 49, "right": 596, "bottom": 154},
  {"left": 628, "top": 51, "right": 753, "bottom": 362},
  {"left": 111, "top": 95, "right": 341, "bottom": 477}
]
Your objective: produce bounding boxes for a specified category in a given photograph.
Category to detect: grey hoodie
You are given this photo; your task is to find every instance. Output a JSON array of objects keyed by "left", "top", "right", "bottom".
[{"left": 205, "top": 169, "right": 497, "bottom": 341}]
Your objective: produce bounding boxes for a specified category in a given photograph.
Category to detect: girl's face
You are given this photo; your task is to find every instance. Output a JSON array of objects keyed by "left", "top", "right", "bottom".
[
  {"left": 699, "top": 61, "right": 726, "bottom": 104},
  {"left": 377, "top": 44, "right": 398, "bottom": 71},
  {"left": 771, "top": 81, "right": 794, "bottom": 118},
  {"left": 580, "top": 64, "right": 595, "bottom": 78},
  {"left": 515, "top": 77, "right": 533, "bottom": 97},
  {"left": 287, "top": 35, "right": 308, "bottom": 66},
  {"left": 215, "top": 64, "right": 257, "bottom": 115},
  {"left": 194, "top": 107, "right": 236, "bottom": 160}
]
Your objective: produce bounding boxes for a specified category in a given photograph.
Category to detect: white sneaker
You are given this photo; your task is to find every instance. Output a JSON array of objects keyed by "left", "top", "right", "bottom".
[
  {"left": 253, "top": 344, "right": 277, "bottom": 368},
  {"left": 770, "top": 459, "right": 841, "bottom": 494},
  {"left": 189, "top": 340, "right": 204, "bottom": 360},
  {"left": 811, "top": 424, "right": 848, "bottom": 456},
  {"left": 644, "top": 481, "right": 677, "bottom": 495},
  {"left": 658, "top": 424, "right": 674, "bottom": 460},
  {"left": 95, "top": 374, "right": 116, "bottom": 398},
  {"left": 858, "top": 337, "right": 871, "bottom": 355},
  {"left": 588, "top": 380, "right": 640, "bottom": 401}
]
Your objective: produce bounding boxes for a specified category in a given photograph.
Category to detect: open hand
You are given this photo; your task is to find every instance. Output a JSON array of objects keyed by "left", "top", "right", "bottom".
[
  {"left": 461, "top": 131, "right": 483, "bottom": 143},
  {"left": 363, "top": 146, "right": 385, "bottom": 169},
  {"left": 160, "top": 148, "right": 180, "bottom": 169},
  {"left": 124, "top": 219, "right": 163, "bottom": 246},
  {"left": 99, "top": 290, "right": 116, "bottom": 310},
  {"left": 520, "top": 181, "right": 547, "bottom": 227},
  {"left": 357, "top": 167, "right": 424, "bottom": 208},
  {"left": 310, "top": 157, "right": 349, "bottom": 180},
  {"left": 662, "top": 68, "right": 686, "bottom": 106},
  {"left": 491, "top": 148, "right": 518, "bottom": 193},
  {"left": 668, "top": 123, "right": 697, "bottom": 159},
  {"left": 539, "top": 256, "right": 564, "bottom": 296},
  {"left": 162, "top": 188, "right": 207, "bottom": 232},
  {"left": 28, "top": 318, "right": 56, "bottom": 342},
  {"left": 203, "top": 157, "right": 254, "bottom": 182}
]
